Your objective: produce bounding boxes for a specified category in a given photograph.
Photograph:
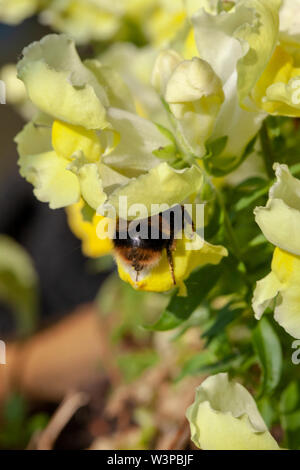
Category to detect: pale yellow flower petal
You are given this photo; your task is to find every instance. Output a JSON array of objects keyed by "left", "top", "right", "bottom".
[
  {"left": 151, "top": 49, "right": 182, "bottom": 96},
  {"left": 164, "top": 57, "right": 224, "bottom": 156},
  {"left": 16, "top": 120, "right": 79, "bottom": 208},
  {"left": 255, "top": 198, "right": 300, "bottom": 256},
  {"left": 192, "top": 0, "right": 280, "bottom": 94},
  {"left": 254, "top": 164, "right": 300, "bottom": 256},
  {"left": 186, "top": 373, "right": 279, "bottom": 450},
  {"left": 103, "top": 108, "right": 166, "bottom": 177},
  {"left": 75, "top": 162, "right": 106, "bottom": 211},
  {"left": 17, "top": 34, "right": 109, "bottom": 129},
  {"left": 41, "top": 0, "right": 123, "bottom": 44},
  {"left": 252, "top": 272, "right": 282, "bottom": 320},
  {"left": 279, "top": 0, "right": 300, "bottom": 44},
  {"left": 0, "top": 0, "right": 38, "bottom": 24},
  {"left": 84, "top": 59, "right": 135, "bottom": 113},
  {"left": 15, "top": 121, "right": 52, "bottom": 157},
  {"left": 19, "top": 150, "right": 80, "bottom": 209},
  {"left": 100, "top": 42, "right": 166, "bottom": 124},
  {"left": 106, "top": 162, "right": 203, "bottom": 219}
]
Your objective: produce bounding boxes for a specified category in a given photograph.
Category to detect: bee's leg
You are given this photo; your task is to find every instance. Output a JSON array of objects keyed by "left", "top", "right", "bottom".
[
  {"left": 166, "top": 245, "right": 176, "bottom": 286},
  {"left": 135, "top": 270, "right": 139, "bottom": 283}
]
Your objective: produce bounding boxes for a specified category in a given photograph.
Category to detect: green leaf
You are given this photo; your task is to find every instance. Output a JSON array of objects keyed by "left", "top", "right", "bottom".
[
  {"left": 202, "top": 303, "right": 244, "bottom": 344},
  {"left": 0, "top": 235, "right": 39, "bottom": 336},
  {"left": 146, "top": 264, "right": 222, "bottom": 331},
  {"left": 176, "top": 350, "right": 217, "bottom": 381},
  {"left": 258, "top": 396, "right": 277, "bottom": 429},
  {"left": 280, "top": 382, "right": 300, "bottom": 415},
  {"left": 279, "top": 382, "right": 300, "bottom": 449},
  {"left": 179, "top": 352, "right": 247, "bottom": 380},
  {"left": 144, "top": 309, "right": 183, "bottom": 331},
  {"left": 234, "top": 186, "right": 269, "bottom": 212},
  {"left": 204, "top": 135, "right": 257, "bottom": 177},
  {"left": 252, "top": 317, "right": 283, "bottom": 396}
]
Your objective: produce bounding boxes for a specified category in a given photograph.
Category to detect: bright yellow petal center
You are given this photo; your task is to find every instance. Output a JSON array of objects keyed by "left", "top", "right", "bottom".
[
  {"left": 52, "top": 120, "right": 102, "bottom": 162},
  {"left": 272, "top": 246, "right": 300, "bottom": 284},
  {"left": 253, "top": 45, "right": 300, "bottom": 114}
]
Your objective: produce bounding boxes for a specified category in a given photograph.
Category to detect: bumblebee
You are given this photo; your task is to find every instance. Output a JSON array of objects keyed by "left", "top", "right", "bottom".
[{"left": 113, "top": 205, "right": 194, "bottom": 285}]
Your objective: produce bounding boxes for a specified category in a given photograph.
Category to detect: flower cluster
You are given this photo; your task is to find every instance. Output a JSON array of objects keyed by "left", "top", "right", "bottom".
[
  {"left": 9, "top": 0, "right": 300, "bottom": 450},
  {"left": 15, "top": 34, "right": 227, "bottom": 293}
]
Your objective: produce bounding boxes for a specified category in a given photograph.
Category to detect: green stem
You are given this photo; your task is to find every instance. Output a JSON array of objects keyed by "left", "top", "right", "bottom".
[
  {"left": 201, "top": 168, "right": 252, "bottom": 291},
  {"left": 214, "top": 185, "right": 243, "bottom": 261},
  {"left": 259, "top": 121, "right": 275, "bottom": 179}
]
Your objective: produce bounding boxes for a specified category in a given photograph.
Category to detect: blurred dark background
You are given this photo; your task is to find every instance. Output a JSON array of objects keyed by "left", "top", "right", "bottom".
[{"left": 0, "top": 18, "right": 107, "bottom": 337}]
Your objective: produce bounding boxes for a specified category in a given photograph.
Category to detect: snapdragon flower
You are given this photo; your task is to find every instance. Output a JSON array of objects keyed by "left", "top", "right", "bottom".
[
  {"left": 253, "top": 164, "right": 300, "bottom": 339},
  {"left": 186, "top": 373, "right": 279, "bottom": 450}
]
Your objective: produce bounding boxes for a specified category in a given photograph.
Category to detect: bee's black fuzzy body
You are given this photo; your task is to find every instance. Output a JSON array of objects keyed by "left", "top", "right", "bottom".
[{"left": 113, "top": 205, "right": 193, "bottom": 284}]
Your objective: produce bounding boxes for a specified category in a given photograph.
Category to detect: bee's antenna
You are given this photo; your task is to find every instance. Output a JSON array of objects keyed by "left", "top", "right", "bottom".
[{"left": 166, "top": 247, "right": 176, "bottom": 286}]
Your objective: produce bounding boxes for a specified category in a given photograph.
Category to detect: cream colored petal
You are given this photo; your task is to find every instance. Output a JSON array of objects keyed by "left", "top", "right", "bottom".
[
  {"left": 67, "top": 155, "right": 106, "bottom": 210},
  {"left": 270, "top": 163, "right": 300, "bottom": 209},
  {"left": 41, "top": 0, "right": 123, "bottom": 44},
  {"left": 164, "top": 58, "right": 224, "bottom": 156},
  {"left": 15, "top": 121, "right": 52, "bottom": 157},
  {"left": 279, "top": 0, "right": 300, "bottom": 44},
  {"left": 103, "top": 108, "right": 168, "bottom": 177},
  {"left": 106, "top": 162, "right": 203, "bottom": 218},
  {"left": 76, "top": 163, "right": 106, "bottom": 211},
  {"left": 252, "top": 272, "right": 283, "bottom": 320},
  {"left": 19, "top": 150, "right": 80, "bottom": 209},
  {"left": 151, "top": 49, "right": 182, "bottom": 96},
  {"left": 186, "top": 373, "right": 279, "bottom": 450},
  {"left": 84, "top": 59, "right": 135, "bottom": 113},
  {"left": 0, "top": 0, "right": 38, "bottom": 24},
  {"left": 100, "top": 43, "right": 167, "bottom": 125},
  {"left": 255, "top": 198, "right": 300, "bottom": 256},
  {"left": 17, "top": 34, "right": 109, "bottom": 129}
]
